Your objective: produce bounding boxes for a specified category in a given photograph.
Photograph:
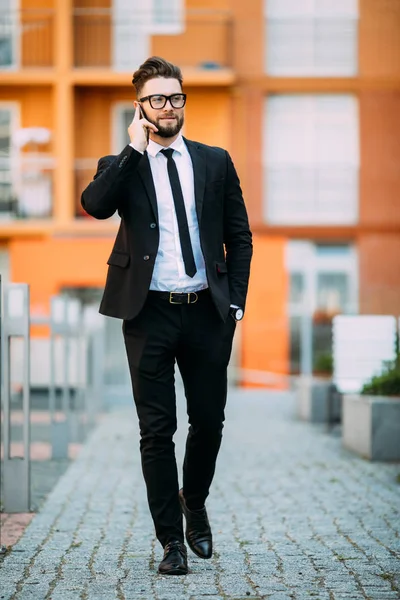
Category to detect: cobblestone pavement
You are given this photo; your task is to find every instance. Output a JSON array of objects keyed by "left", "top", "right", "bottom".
[{"left": 0, "top": 388, "right": 399, "bottom": 600}]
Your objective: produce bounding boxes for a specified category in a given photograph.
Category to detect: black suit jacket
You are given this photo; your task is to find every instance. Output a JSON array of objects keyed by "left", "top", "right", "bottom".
[{"left": 81, "top": 138, "right": 252, "bottom": 322}]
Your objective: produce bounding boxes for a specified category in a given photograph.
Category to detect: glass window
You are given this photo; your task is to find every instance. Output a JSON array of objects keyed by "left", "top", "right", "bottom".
[
  {"left": 112, "top": 0, "right": 151, "bottom": 71},
  {"left": 289, "top": 272, "right": 304, "bottom": 304},
  {"left": 0, "top": 0, "right": 16, "bottom": 68},
  {"left": 286, "top": 240, "right": 358, "bottom": 375},
  {"left": 264, "top": 94, "right": 359, "bottom": 225},
  {"left": 265, "top": 0, "right": 358, "bottom": 76},
  {"left": 112, "top": 0, "right": 183, "bottom": 70},
  {"left": 152, "top": 0, "right": 183, "bottom": 33},
  {"left": 0, "top": 108, "right": 13, "bottom": 216},
  {"left": 113, "top": 104, "right": 135, "bottom": 153},
  {"left": 317, "top": 272, "right": 349, "bottom": 313},
  {"left": 0, "top": 108, "right": 11, "bottom": 155}
]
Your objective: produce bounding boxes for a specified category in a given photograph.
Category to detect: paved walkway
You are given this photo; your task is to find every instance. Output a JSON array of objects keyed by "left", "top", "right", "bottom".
[{"left": 1, "top": 388, "right": 399, "bottom": 600}]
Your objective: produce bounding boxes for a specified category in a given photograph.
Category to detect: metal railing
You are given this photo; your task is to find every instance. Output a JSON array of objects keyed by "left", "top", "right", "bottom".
[
  {"left": 1, "top": 286, "right": 106, "bottom": 512},
  {"left": 73, "top": 8, "right": 233, "bottom": 69},
  {"left": 0, "top": 155, "right": 54, "bottom": 219},
  {"left": 0, "top": 10, "right": 54, "bottom": 69}
]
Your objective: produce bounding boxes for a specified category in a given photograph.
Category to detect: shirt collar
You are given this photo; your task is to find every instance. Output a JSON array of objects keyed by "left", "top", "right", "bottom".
[{"left": 147, "top": 134, "right": 185, "bottom": 158}]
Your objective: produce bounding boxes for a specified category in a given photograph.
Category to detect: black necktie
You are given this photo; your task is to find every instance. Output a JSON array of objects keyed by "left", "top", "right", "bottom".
[{"left": 161, "top": 148, "right": 197, "bottom": 278}]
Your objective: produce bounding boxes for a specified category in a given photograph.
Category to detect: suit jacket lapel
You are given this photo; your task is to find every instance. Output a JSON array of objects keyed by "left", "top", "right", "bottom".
[
  {"left": 137, "top": 152, "right": 159, "bottom": 222},
  {"left": 184, "top": 138, "right": 206, "bottom": 226}
]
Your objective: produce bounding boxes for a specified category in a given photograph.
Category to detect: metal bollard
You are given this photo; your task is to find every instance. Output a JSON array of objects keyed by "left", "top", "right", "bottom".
[
  {"left": 83, "top": 305, "right": 105, "bottom": 428},
  {"left": 2, "top": 283, "right": 31, "bottom": 513},
  {"left": 49, "top": 296, "right": 70, "bottom": 459},
  {"left": 67, "top": 298, "right": 86, "bottom": 444}
]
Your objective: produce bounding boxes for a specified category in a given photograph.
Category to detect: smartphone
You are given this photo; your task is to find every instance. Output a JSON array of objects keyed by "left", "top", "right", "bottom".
[{"left": 138, "top": 104, "right": 149, "bottom": 142}]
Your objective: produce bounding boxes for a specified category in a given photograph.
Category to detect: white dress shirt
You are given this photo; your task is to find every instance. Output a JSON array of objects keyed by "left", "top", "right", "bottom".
[{"left": 140, "top": 135, "right": 208, "bottom": 292}]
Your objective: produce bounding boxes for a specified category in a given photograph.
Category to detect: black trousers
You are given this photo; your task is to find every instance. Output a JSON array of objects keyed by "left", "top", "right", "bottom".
[{"left": 122, "top": 290, "right": 236, "bottom": 547}]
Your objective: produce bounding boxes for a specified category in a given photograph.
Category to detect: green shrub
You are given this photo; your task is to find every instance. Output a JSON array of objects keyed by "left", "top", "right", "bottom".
[
  {"left": 313, "top": 352, "right": 333, "bottom": 375},
  {"left": 361, "top": 359, "right": 400, "bottom": 397}
]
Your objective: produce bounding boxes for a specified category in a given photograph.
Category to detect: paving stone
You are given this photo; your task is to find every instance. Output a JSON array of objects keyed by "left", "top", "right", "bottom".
[{"left": 0, "top": 389, "right": 399, "bottom": 600}]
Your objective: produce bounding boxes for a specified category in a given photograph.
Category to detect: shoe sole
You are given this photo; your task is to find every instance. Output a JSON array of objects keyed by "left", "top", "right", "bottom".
[{"left": 158, "top": 567, "right": 188, "bottom": 575}]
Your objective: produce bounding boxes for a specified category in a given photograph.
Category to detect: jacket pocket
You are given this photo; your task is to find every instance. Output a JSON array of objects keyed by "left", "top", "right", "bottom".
[
  {"left": 107, "top": 251, "right": 130, "bottom": 268},
  {"left": 216, "top": 261, "right": 228, "bottom": 274}
]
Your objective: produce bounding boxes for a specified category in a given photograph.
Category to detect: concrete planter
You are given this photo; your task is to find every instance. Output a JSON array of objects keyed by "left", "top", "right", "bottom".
[
  {"left": 297, "top": 377, "right": 341, "bottom": 424},
  {"left": 343, "top": 394, "right": 400, "bottom": 460}
]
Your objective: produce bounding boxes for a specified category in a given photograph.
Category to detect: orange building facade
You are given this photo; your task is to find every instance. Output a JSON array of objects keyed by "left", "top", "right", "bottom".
[{"left": 1, "top": 0, "right": 400, "bottom": 382}]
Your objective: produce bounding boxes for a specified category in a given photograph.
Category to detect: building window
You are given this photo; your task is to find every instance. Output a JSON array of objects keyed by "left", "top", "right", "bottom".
[
  {"left": 264, "top": 94, "right": 359, "bottom": 225},
  {"left": 286, "top": 241, "right": 358, "bottom": 374},
  {"left": 112, "top": 0, "right": 183, "bottom": 71},
  {"left": 0, "top": 104, "right": 18, "bottom": 218},
  {"left": 265, "top": 0, "right": 358, "bottom": 76},
  {"left": 0, "top": 0, "right": 18, "bottom": 69},
  {"left": 152, "top": 0, "right": 184, "bottom": 34},
  {"left": 112, "top": 103, "right": 135, "bottom": 153},
  {"left": 112, "top": 0, "right": 150, "bottom": 72}
]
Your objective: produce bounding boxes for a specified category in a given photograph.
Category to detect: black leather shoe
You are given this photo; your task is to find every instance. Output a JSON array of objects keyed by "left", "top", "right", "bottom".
[
  {"left": 179, "top": 489, "right": 212, "bottom": 559},
  {"left": 158, "top": 540, "right": 188, "bottom": 575}
]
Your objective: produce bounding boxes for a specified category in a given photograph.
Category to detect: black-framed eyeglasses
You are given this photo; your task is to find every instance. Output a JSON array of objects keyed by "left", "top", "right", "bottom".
[{"left": 139, "top": 93, "right": 187, "bottom": 109}]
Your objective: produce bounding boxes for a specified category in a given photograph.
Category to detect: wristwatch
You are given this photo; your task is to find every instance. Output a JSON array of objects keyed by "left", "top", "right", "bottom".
[{"left": 230, "top": 307, "right": 244, "bottom": 322}]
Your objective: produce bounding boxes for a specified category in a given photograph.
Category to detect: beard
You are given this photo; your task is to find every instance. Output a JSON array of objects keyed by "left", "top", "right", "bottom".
[{"left": 143, "top": 109, "right": 184, "bottom": 138}]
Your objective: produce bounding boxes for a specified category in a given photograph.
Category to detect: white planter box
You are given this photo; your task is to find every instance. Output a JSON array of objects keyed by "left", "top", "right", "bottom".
[
  {"left": 297, "top": 377, "right": 340, "bottom": 424},
  {"left": 343, "top": 394, "right": 400, "bottom": 460}
]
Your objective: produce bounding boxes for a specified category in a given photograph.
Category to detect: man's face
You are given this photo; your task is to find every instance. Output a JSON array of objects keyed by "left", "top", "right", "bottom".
[{"left": 138, "top": 77, "right": 185, "bottom": 139}]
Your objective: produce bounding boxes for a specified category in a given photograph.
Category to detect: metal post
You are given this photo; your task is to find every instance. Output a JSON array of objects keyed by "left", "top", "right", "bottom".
[
  {"left": 300, "top": 310, "right": 313, "bottom": 377},
  {"left": 2, "top": 283, "right": 31, "bottom": 512},
  {"left": 84, "top": 305, "right": 104, "bottom": 428},
  {"left": 67, "top": 298, "right": 85, "bottom": 443},
  {"left": 50, "top": 295, "right": 70, "bottom": 459}
]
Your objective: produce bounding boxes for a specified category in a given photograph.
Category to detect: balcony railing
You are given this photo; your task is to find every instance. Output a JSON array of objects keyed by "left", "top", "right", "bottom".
[
  {"left": 0, "top": 156, "right": 54, "bottom": 219},
  {"left": 0, "top": 10, "right": 54, "bottom": 69},
  {"left": 73, "top": 8, "right": 233, "bottom": 70}
]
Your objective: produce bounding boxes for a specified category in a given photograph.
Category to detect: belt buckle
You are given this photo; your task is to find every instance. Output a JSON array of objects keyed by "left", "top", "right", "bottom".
[
  {"left": 188, "top": 292, "right": 198, "bottom": 304},
  {"left": 169, "top": 292, "right": 181, "bottom": 304}
]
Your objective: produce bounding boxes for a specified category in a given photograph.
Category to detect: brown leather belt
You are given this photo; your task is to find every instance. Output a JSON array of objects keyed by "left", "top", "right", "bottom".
[{"left": 148, "top": 289, "right": 209, "bottom": 304}]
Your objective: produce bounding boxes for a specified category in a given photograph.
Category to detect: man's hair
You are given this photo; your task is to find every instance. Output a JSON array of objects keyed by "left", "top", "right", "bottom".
[{"left": 132, "top": 56, "right": 183, "bottom": 98}]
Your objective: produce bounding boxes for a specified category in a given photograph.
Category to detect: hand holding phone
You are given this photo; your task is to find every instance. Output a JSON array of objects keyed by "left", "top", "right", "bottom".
[{"left": 128, "top": 101, "right": 158, "bottom": 153}]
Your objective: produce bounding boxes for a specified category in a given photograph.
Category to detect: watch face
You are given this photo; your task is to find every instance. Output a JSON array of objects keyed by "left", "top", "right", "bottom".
[{"left": 235, "top": 308, "right": 244, "bottom": 321}]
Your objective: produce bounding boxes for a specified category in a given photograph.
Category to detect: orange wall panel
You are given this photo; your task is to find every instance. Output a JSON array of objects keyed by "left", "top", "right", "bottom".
[
  {"left": 184, "top": 88, "right": 231, "bottom": 150},
  {"left": 9, "top": 237, "right": 113, "bottom": 314},
  {"left": 359, "top": 234, "right": 400, "bottom": 314},
  {"left": 241, "top": 234, "right": 289, "bottom": 383},
  {"left": 22, "top": 0, "right": 54, "bottom": 7},
  {"left": 187, "top": 0, "right": 230, "bottom": 8},
  {"left": 75, "top": 88, "right": 115, "bottom": 158},
  {"left": 359, "top": 91, "right": 400, "bottom": 226},
  {"left": 359, "top": 0, "right": 400, "bottom": 77},
  {"left": 231, "top": 0, "right": 264, "bottom": 77},
  {"left": 152, "top": 17, "right": 232, "bottom": 69}
]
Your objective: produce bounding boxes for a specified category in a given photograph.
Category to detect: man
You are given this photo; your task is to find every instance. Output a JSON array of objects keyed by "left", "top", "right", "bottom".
[{"left": 81, "top": 56, "right": 252, "bottom": 575}]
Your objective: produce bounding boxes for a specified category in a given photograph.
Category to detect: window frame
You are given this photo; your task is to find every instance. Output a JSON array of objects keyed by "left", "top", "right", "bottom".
[
  {"left": 263, "top": 94, "right": 360, "bottom": 226},
  {"left": 112, "top": 102, "right": 135, "bottom": 154},
  {"left": 264, "top": 0, "right": 359, "bottom": 77},
  {"left": 285, "top": 240, "right": 359, "bottom": 316},
  {"left": 151, "top": 0, "right": 184, "bottom": 35},
  {"left": 0, "top": 0, "right": 20, "bottom": 70},
  {"left": 0, "top": 101, "right": 20, "bottom": 217}
]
